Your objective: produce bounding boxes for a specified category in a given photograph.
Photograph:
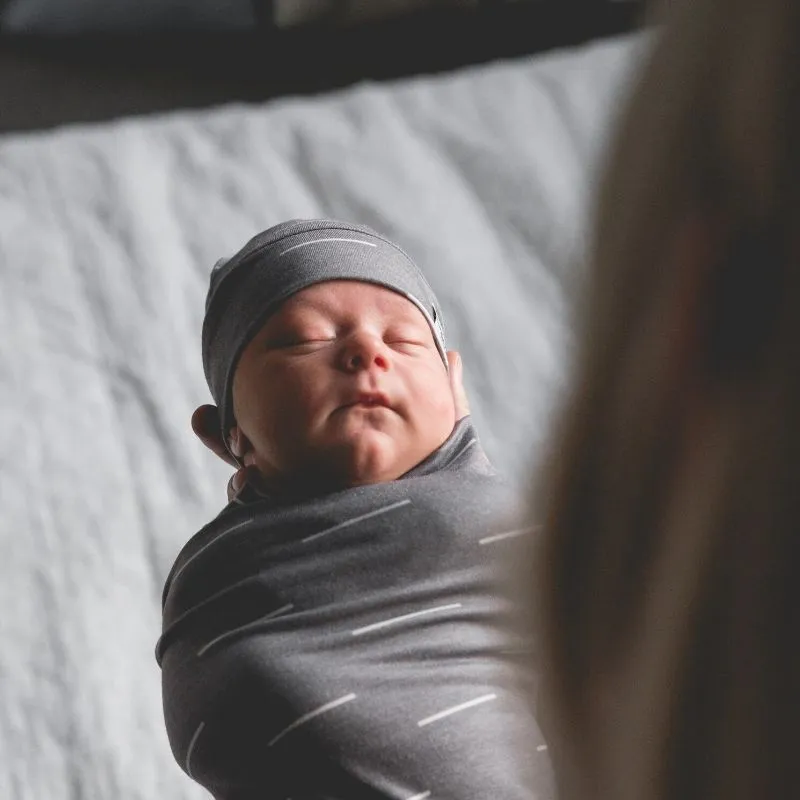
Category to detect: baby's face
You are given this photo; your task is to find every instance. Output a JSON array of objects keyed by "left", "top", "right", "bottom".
[{"left": 231, "top": 280, "right": 456, "bottom": 494}]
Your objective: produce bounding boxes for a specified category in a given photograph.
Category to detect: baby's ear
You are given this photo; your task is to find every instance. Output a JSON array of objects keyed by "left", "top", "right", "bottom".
[{"left": 192, "top": 404, "right": 239, "bottom": 468}]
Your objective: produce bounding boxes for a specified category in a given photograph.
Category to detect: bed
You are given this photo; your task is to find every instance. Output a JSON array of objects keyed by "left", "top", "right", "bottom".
[{"left": 0, "top": 9, "right": 648, "bottom": 799}]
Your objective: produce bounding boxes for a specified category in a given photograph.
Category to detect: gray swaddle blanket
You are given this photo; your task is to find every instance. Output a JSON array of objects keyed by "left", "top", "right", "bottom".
[{"left": 157, "top": 419, "right": 553, "bottom": 800}]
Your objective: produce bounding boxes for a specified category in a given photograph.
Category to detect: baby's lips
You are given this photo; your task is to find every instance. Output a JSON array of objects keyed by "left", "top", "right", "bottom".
[{"left": 350, "top": 390, "right": 391, "bottom": 408}]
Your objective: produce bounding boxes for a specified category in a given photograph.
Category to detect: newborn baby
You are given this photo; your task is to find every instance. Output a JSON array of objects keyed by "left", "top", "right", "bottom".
[{"left": 156, "top": 219, "right": 551, "bottom": 800}]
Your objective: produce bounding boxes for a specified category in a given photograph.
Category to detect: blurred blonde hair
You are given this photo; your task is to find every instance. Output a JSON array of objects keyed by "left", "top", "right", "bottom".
[{"left": 534, "top": 1, "right": 800, "bottom": 798}]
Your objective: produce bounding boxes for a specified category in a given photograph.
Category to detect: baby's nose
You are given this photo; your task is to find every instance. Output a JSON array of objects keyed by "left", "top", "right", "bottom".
[{"left": 340, "top": 336, "right": 389, "bottom": 371}]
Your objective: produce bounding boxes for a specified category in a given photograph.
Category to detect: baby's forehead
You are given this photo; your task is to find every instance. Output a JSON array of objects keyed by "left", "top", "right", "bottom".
[{"left": 277, "top": 280, "right": 424, "bottom": 319}]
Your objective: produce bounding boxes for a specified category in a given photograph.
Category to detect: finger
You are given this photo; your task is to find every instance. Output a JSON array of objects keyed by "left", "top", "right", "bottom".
[
  {"left": 191, "top": 404, "right": 239, "bottom": 468},
  {"left": 226, "top": 467, "right": 249, "bottom": 502},
  {"left": 226, "top": 474, "right": 238, "bottom": 503},
  {"left": 447, "top": 350, "right": 470, "bottom": 420},
  {"left": 226, "top": 465, "right": 266, "bottom": 502}
]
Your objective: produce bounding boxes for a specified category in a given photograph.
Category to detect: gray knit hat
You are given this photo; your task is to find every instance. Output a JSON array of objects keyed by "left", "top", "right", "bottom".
[{"left": 202, "top": 218, "right": 447, "bottom": 440}]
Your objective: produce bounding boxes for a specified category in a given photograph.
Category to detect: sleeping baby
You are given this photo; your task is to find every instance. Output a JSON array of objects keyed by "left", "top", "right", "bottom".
[{"left": 156, "top": 219, "right": 552, "bottom": 800}]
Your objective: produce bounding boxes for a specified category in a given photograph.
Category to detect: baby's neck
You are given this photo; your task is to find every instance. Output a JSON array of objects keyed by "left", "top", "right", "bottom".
[{"left": 240, "top": 465, "right": 385, "bottom": 504}]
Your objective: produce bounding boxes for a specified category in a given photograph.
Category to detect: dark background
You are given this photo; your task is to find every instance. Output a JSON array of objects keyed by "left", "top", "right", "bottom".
[{"left": 0, "top": 1, "right": 645, "bottom": 133}]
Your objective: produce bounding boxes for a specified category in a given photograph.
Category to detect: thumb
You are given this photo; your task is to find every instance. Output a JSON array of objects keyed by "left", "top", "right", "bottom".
[
  {"left": 227, "top": 465, "right": 262, "bottom": 502},
  {"left": 447, "top": 350, "right": 470, "bottom": 421}
]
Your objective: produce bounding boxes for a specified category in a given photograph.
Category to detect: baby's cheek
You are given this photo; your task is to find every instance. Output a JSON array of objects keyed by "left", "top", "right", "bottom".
[
  {"left": 426, "top": 374, "right": 457, "bottom": 416},
  {"left": 413, "top": 380, "right": 456, "bottom": 440}
]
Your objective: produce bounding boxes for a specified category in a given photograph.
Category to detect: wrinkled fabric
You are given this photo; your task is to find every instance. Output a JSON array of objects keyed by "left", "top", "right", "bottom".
[
  {"left": 0, "top": 34, "right": 645, "bottom": 800},
  {"left": 158, "top": 419, "right": 553, "bottom": 799}
]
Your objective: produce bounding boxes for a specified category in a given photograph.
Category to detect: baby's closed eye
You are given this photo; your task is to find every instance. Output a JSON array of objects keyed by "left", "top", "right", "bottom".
[
  {"left": 263, "top": 323, "right": 334, "bottom": 347},
  {"left": 284, "top": 336, "right": 333, "bottom": 347},
  {"left": 384, "top": 327, "right": 429, "bottom": 348},
  {"left": 387, "top": 339, "right": 427, "bottom": 352}
]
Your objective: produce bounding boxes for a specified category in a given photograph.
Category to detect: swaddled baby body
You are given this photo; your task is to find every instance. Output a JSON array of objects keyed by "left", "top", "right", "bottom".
[{"left": 157, "top": 219, "right": 552, "bottom": 800}]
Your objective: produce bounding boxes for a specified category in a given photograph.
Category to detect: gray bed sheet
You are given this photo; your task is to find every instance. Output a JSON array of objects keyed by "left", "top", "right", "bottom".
[{"left": 0, "top": 34, "right": 644, "bottom": 800}]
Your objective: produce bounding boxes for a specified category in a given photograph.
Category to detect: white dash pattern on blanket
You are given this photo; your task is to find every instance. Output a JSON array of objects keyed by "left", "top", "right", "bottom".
[
  {"left": 197, "top": 604, "right": 295, "bottom": 656},
  {"left": 417, "top": 693, "right": 497, "bottom": 727},
  {"left": 185, "top": 721, "right": 206, "bottom": 779},
  {"left": 303, "top": 500, "right": 411, "bottom": 544},
  {"left": 268, "top": 693, "right": 357, "bottom": 747},
  {"left": 171, "top": 518, "right": 253, "bottom": 583},
  {"left": 478, "top": 525, "right": 540, "bottom": 546},
  {"left": 406, "top": 792, "right": 431, "bottom": 800},
  {"left": 351, "top": 603, "right": 462, "bottom": 636}
]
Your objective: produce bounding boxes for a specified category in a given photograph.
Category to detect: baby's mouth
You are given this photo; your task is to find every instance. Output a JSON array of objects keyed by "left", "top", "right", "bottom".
[{"left": 346, "top": 391, "right": 391, "bottom": 409}]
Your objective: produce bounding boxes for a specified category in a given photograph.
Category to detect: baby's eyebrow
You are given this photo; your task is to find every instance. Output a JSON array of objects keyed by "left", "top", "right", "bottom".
[{"left": 269, "top": 303, "right": 327, "bottom": 324}]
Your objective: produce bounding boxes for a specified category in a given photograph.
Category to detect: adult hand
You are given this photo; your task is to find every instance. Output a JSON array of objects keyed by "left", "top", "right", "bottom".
[{"left": 447, "top": 350, "right": 471, "bottom": 421}]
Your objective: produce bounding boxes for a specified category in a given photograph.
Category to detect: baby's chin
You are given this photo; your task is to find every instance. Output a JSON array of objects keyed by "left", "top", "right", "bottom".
[{"left": 328, "top": 437, "right": 409, "bottom": 488}]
